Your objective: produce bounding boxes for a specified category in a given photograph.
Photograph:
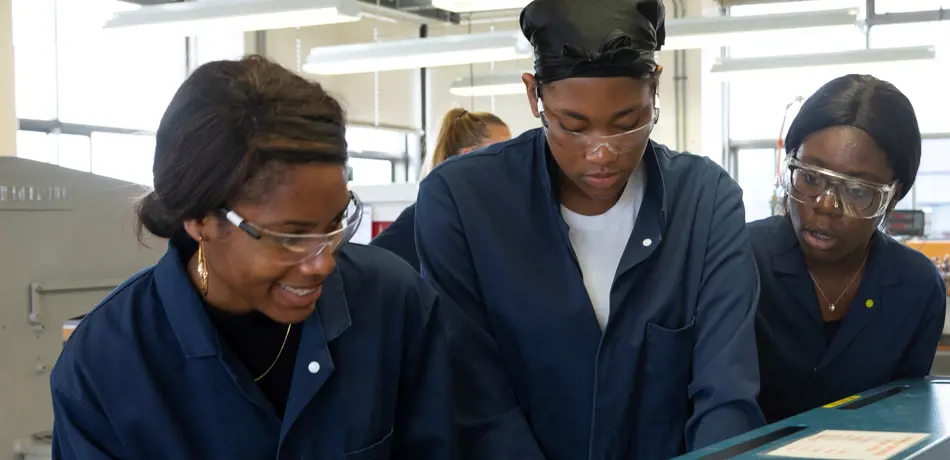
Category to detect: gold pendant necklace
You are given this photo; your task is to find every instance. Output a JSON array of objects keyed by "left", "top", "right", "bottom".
[
  {"left": 809, "top": 251, "right": 869, "bottom": 312},
  {"left": 254, "top": 324, "right": 292, "bottom": 382}
]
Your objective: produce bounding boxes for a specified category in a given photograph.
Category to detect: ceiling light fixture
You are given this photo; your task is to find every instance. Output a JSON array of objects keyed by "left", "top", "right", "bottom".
[
  {"left": 449, "top": 72, "right": 528, "bottom": 97},
  {"left": 102, "top": 0, "right": 361, "bottom": 36},
  {"left": 430, "top": 0, "right": 531, "bottom": 13},
  {"left": 304, "top": 31, "right": 531, "bottom": 75},
  {"left": 299, "top": 8, "right": 862, "bottom": 76},
  {"left": 664, "top": 8, "right": 861, "bottom": 50},
  {"left": 709, "top": 45, "right": 938, "bottom": 80}
]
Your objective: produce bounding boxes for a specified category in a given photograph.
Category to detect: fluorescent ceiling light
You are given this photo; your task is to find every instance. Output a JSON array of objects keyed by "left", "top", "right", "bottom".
[
  {"left": 431, "top": 0, "right": 531, "bottom": 13},
  {"left": 709, "top": 46, "right": 938, "bottom": 81},
  {"left": 304, "top": 31, "right": 531, "bottom": 75},
  {"left": 102, "top": 0, "right": 360, "bottom": 36},
  {"left": 664, "top": 8, "right": 861, "bottom": 50},
  {"left": 300, "top": 7, "right": 859, "bottom": 76},
  {"left": 450, "top": 72, "right": 527, "bottom": 97}
]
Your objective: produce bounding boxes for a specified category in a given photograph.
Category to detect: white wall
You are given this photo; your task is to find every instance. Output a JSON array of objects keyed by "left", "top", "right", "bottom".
[{"left": 0, "top": 0, "right": 15, "bottom": 155}]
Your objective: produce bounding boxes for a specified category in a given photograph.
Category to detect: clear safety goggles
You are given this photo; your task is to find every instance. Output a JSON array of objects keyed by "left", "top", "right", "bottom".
[
  {"left": 222, "top": 191, "right": 363, "bottom": 265},
  {"left": 538, "top": 99, "right": 658, "bottom": 156},
  {"left": 782, "top": 157, "right": 897, "bottom": 219}
]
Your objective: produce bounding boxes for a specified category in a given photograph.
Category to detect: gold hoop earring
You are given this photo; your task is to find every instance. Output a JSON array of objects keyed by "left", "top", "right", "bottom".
[{"left": 197, "top": 239, "right": 209, "bottom": 297}]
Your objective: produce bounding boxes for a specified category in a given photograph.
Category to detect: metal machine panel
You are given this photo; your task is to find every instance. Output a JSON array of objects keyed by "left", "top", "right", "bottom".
[
  {"left": 677, "top": 378, "right": 950, "bottom": 459},
  {"left": 0, "top": 157, "right": 164, "bottom": 457}
]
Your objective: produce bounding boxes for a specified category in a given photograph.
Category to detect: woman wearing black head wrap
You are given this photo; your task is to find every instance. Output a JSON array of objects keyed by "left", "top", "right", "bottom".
[
  {"left": 415, "top": 0, "right": 765, "bottom": 458},
  {"left": 749, "top": 75, "right": 945, "bottom": 424}
]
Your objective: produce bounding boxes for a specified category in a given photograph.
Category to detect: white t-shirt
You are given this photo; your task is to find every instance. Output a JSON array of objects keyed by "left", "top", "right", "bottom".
[{"left": 560, "top": 165, "right": 646, "bottom": 329}]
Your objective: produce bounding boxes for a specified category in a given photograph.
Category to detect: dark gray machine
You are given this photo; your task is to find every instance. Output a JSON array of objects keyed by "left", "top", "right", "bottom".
[{"left": 0, "top": 156, "right": 162, "bottom": 458}]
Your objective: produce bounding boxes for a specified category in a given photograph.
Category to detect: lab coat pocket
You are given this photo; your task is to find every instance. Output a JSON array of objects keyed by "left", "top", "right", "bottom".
[
  {"left": 640, "top": 319, "right": 696, "bottom": 420},
  {"left": 631, "top": 319, "right": 695, "bottom": 457},
  {"left": 343, "top": 429, "right": 393, "bottom": 460}
]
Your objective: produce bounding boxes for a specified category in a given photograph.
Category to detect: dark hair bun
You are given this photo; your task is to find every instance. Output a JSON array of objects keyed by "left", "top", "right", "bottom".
[{"left": 135, "top": 191, "right": 178, "bottom": 240}]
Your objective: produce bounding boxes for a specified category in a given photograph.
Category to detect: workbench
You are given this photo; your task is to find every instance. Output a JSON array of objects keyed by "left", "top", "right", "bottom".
[{"left": 676, "top": 378, "right": 950, "bottom": 459}]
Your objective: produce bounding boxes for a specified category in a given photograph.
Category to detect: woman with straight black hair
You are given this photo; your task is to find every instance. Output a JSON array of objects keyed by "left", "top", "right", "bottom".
[
  {"left": 49, "top": 55, "right": 453, "bottom": 459},
  {"left": 749, "top": 74, "right": 946, "bottom": 423}
]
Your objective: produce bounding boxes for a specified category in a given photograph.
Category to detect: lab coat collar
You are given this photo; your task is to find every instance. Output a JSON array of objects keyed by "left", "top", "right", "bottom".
[
  {"left": 154, "top": 235, "right": 352, "bottom": 359},
  {"left": 532, "top": 128, "right": 669, "bottom": 225},
  {"left": 314, "top": 267, "right": 351, "bottom": 341},
  {"left": 769, "top": 214, "right": 900, "bottom": 287},
  {"left": 154, "top": 236, "right": 220, "bottom": 358}
]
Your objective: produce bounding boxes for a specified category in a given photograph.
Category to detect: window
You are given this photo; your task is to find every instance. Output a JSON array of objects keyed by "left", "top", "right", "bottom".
[
  {"left": 15, "top": 131, "right": 94, "bottom": 171},
  {"left": 905, "top": 139, "right": 950, "bottom": 210},
  {"left": 53, "top": 134, "right": 92, "bottom": 173},
  {"left": 729, "top": 0, "right": 857, "bottom": 16},
  {"left": 737, "top": 149, "right": 781, "bottom": 222},
  {"left": 348, "top": 158, "right": 394, "bottom": 185},
  {"left": 912, "top": 176, "right": 950, "bottom": 209},
  {"left": 726, "top": 0, "right": 866, "bottom": 141},
  {"left": 919, "top": 139, "right": 950, "bottom": 174},
  {"left": 346, "top": 126, "right": 408, "bottom": 156},
  {"left": 867, "top": 23, "right": 950, "bottom": 134},
  {"left": 11, "top": 0, "right": 57, "bottom": 120},
  {"left": 91, "top": 132, "right": 156, "bottom": 186},
  {"left": 16, "top": 131, "right": 50, "bottom": 162},
  {"left": 895, "top": 190, "right": 915, "bottom": 211},
  {"left": 55, "top": 0, "right": 186, "bottom": 130},
  {"left": 195, "top": 32, "right": 247, "bottom": 67},
  {"left": 16, "top": 130, "right": 158, "bottom": 185},
  {"left": 874, "top": 0, "right": 950, "bottom": 13},
  {"left": 345, "top": 126, "right": 411, "bottom": 183},
  {"left": 729, "top": 76, "right": 827, "bottom": 142},
  {"left": 726, "top": 1, "right": 868, "bottom": 141}
]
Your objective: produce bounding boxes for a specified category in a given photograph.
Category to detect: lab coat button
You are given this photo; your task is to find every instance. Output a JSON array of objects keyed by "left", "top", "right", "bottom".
[
  {"left": 642, "top": 238, "right": 652, "bottom": 247},
  {"left": 308, "top": 361, "right": 321, "bottom": 374}
]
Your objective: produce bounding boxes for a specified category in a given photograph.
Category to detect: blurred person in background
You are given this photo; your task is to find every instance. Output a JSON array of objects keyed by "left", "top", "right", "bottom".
[
  {"left": 50, "top": 56, "right": 453, "bottom": 460},
  {"left": 371, "top": 108, "right": 510, "bottom": 271},
  {"left": 413, "top": 0, "right": 765, "bottom": 458},
  {"left": 750, "top": 74, "right": 945, "bottom": 423}
]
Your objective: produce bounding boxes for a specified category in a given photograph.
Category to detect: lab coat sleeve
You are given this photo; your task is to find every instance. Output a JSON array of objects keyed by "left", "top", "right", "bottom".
[
  {"left": 51, "top": 388, "right": 124, "bottom": 460},
  {"left": 393, "top": 292, "right": 457, "bottom": 460},
  {"left": 686, "top": 173, "right": 766, "bottom": 450},
  {"left": 369, "top": 204, "right": 420, "bottom": 271},
  {"left": 415, "top": 173, "right": 547, "bottom": 460},
  {"left": 893, "top": 279, "right": 947, "bottom": 379}
]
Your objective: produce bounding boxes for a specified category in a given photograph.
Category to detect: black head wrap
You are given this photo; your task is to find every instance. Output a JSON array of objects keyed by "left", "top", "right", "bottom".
[{"left": 520, "top": 0, "right": 665, "bottom": 84}]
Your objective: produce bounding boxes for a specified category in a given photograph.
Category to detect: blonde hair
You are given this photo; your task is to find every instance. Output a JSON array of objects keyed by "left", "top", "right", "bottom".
[{"left": 427, "top": 108, "right": 507, "bottom": 172}]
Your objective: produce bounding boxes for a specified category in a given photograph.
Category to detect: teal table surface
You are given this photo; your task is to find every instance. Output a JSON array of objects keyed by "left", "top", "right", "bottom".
[{"left": 676, "top": 377, "right": 950, "bottom": 459}]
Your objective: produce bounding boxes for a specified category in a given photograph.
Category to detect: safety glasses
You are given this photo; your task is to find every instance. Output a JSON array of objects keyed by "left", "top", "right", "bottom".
[
  {"left": 222, "top": 191, "right": 363, "bottom": 265},
  {"left": 538, "top": 99, "right": 658, "bottom": 156},
  {"left": 782, "top": 157, "right": 897, "bottom": 219}
]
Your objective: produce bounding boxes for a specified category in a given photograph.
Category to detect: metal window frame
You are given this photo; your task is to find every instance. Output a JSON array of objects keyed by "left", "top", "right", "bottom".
[{"left": 17, "top": 118, "right": 408, "bottom": 175}]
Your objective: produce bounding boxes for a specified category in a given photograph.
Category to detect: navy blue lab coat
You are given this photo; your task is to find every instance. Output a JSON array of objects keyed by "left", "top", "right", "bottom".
[
  {"left": 50, "top": 239, "right": 453, "bottom": 459},
  {"left": 751, "top": 215, "right": 947, "bottom": 423},
  {"left": 415, "top": 128, "right": 766, "bottom": 460},
  {"left": 371, "top": 203, "right": 420, "bottom": 271}
]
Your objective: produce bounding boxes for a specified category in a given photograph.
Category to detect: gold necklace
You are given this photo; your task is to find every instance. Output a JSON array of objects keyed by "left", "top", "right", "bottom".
[
  {"left": 808, "top": 251, "right": 869, "bottom": 312},
  {"left": 254, "top": 324, "right": 292, "bottom": 382}
]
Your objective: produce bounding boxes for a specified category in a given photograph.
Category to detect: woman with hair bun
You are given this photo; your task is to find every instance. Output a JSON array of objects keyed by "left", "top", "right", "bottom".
[
  {"left": 371, "top": 107, "right": 510, "bottom": 271},
  {"left": 50, "top": 55, "right": 453, "bottom": 460}
]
